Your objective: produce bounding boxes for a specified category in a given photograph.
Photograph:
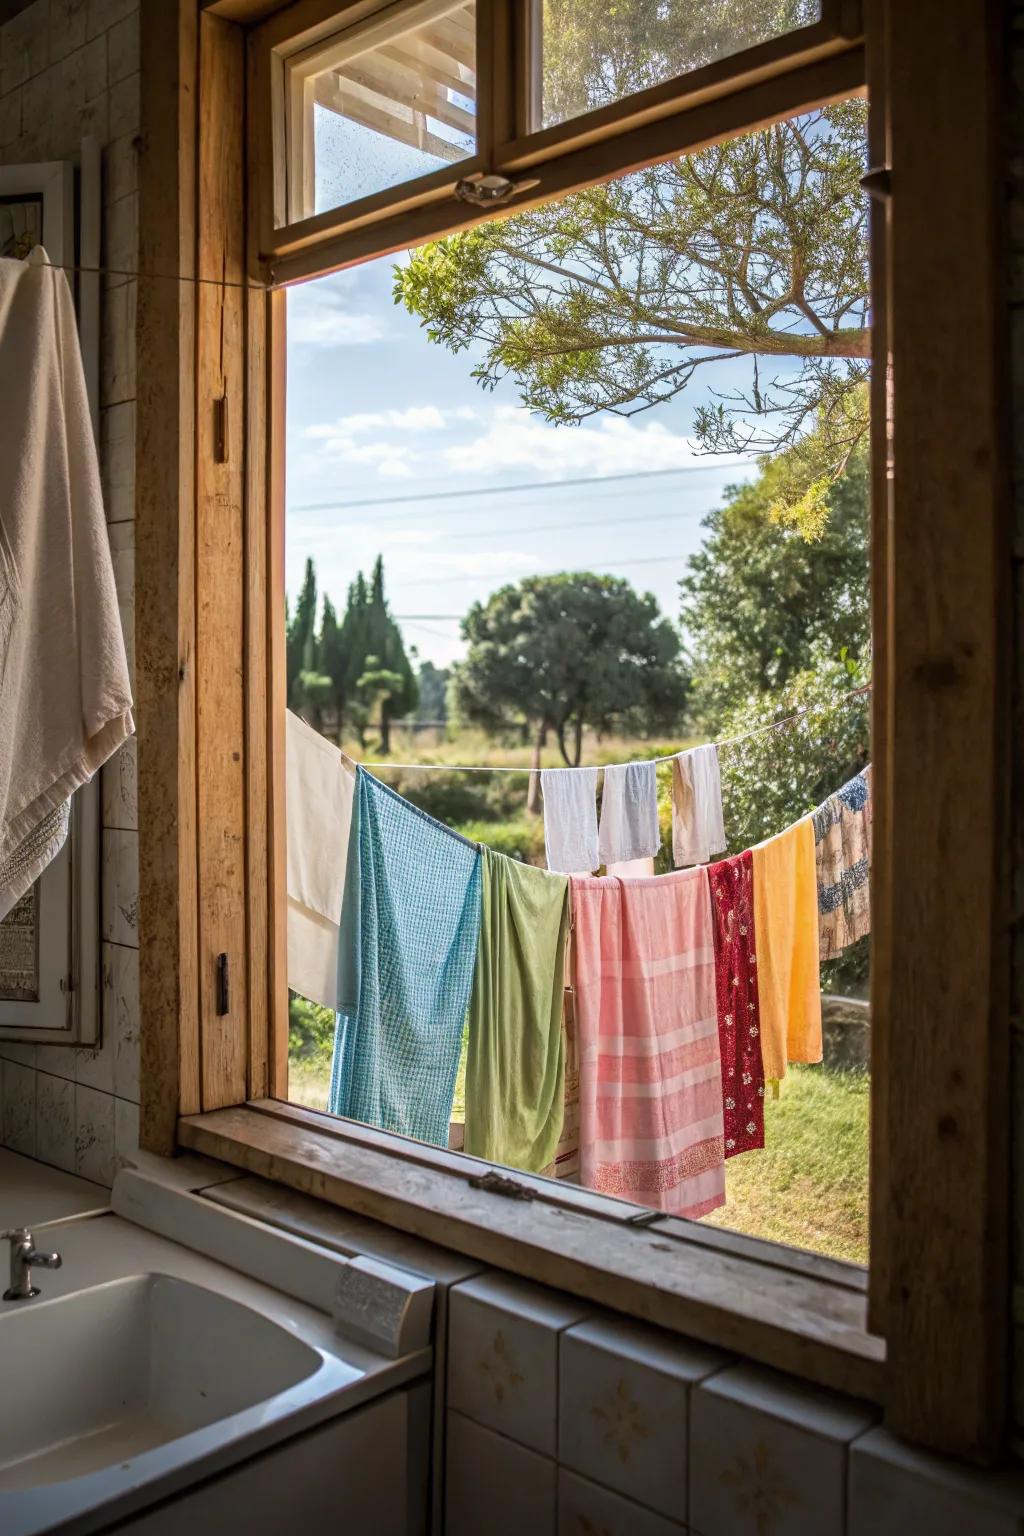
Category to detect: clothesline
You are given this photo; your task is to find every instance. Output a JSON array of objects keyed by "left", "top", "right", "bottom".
[
  {"left": 346, "top": 683, "right": 872, "bottom": 776},
  {"left": 26, "top": 255, "right": 275, "bottom": 292}
]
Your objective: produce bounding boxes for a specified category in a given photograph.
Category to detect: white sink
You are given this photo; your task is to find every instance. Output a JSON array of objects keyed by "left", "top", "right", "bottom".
[{"left": 0, "top": 1273, "right": 321, "bottom": 1492}]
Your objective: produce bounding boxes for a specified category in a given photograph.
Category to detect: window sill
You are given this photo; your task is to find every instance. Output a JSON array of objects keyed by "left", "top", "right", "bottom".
[{"left": 178, "top": 1100, "right": 885, "bottom": 1402}]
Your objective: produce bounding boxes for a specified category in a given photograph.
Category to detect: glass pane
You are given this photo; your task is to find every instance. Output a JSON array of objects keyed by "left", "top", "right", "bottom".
[
  {"left": 302, "top": 2, "right": 476, "bottom": 220},
  {"left": 539, "top": 0, "right": 822, "bottom": 128}
]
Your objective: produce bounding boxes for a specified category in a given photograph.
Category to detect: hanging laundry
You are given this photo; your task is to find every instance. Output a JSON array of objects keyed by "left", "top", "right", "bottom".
[
  {"left": 672, "top": 745, "right": 726, "bottom": 867},
  {"left": 813, "top": 765, "right": 872, "bottom": 960},
  {"left": 573, "top": 866, "right": 726, "bottom": 1218},
  {"left": 751, "top": 817, "right": 822, "bottom": 1081},
  {"left": 0, "top": 249, "right": 133, "bottom": 919},
  {"left": 605, "top": 855, "right": 655, "bottom": 878},
  {"left": 598, "top": 760, "right": 660, "bottom": 867},
  {"left": 329, "top": 768, "right": 482, "bottom": 1147},
  {"left": 707, "top": 851, "right": 765, "bottom": 1156},
  {"left": 541, "top": 766, "right": 599, "bottom": 874},
  {"left": 543, "top": 975, "right": 581, "bottom": 1181},
  {"left": 465, "top": 850, "right": 570, "bottom": 1173},
  {"left": 285, "top": 711, "right": 354, "bottom": 1010}
]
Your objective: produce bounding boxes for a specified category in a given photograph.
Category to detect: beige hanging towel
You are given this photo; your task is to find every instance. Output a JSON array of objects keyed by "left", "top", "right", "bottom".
[
  {"left": 0, "top": 249, "right": 133, "bottom": 920},
  {"left": 286, "top": 710, "right": 355, "bottom": 1009},
  {"left": 672, "top": 744, "right": 726, "bottom": 866}
]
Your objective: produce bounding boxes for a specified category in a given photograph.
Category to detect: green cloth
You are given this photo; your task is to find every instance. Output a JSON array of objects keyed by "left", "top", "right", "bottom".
[{"left": 465, "top": 849, "right": 570, "bottom": 1173}]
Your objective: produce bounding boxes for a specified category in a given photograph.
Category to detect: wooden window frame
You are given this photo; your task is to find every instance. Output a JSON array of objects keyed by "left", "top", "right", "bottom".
[{"left": 137, "top": 0, "right": 1010, "bottom": 1464}]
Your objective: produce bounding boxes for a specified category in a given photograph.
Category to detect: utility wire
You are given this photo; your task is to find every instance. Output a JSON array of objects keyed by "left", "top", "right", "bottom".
[
  {"left": 395, "top": 553, "right": 694, "bottom": 588},
  {"left": 350, "top": 684, "right": 872, "bottom": 775},
  {"left": 288, "top": 459, "right": 748, "bottom": 515}
]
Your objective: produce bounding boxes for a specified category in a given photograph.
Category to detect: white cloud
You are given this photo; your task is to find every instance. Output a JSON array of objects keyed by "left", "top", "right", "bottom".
[
  {"left": 301, "top": 403, "right": 484, "bottom": 479},
  {"left": 442, "top": 404, "right": 721, "bottom": 478},
  {"left": 287, "top": 283, "right": 385, "bottom": 347},
  {"left": 305, "top": 405, "right": 446, "bottom": 438}
]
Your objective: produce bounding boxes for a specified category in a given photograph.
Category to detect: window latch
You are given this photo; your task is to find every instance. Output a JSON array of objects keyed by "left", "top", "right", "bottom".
[{"left": 454, "top": 173, "right": 540, "bottom": 209}]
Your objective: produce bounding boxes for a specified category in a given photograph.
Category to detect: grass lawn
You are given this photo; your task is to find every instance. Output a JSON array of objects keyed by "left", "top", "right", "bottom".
[
  {"left": 287, "top": 1052, "right": 868, "bottom": 1266},
  {"left": 703, "top": 1065, "right": 869, "bottom": 1265}
]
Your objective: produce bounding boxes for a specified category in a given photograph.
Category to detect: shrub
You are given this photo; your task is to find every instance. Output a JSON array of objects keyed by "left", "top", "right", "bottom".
[
  {"left": 456, "top": 816, "right": 548, "bottom": 865},
  {"left": 288, "top": 991, "right": 335, "bottom": 1066}
]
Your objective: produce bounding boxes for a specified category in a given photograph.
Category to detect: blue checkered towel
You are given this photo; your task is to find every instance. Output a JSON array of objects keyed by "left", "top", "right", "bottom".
[{"left": 329, "top": 768, "right": 482, "bottom": 1146}]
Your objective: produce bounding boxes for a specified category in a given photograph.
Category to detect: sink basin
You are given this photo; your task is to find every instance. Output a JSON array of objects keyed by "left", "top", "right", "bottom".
[{"left": 0, "top": 1273, "right": 321, "bottom": 1492}]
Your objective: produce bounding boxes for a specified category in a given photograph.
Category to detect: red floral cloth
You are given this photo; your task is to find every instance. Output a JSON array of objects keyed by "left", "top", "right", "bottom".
[{"left": 707, "top": 850, "right": 765, "bottom": 1157}]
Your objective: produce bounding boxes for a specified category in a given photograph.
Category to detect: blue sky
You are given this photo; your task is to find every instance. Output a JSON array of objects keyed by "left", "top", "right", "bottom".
[{"left": 285, "top": 251, "right": 758, "bottom": 669}]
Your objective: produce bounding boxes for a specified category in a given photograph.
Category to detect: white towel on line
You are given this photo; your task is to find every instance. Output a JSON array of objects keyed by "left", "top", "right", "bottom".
[
  {"left": 0, "top": 248, "right": 133, "bottom": 919},
  {"left": 541, "top": 766, "right": 599, "bottom": 875},
  {"left": 598, "top": 760, "right": 660, "bottom": 867},
  {"left": 286, "top": 710, "right": 355, "bottom": 1010},
  {"left": 672, "top": 744, "right": 726, "bottom": 867}
]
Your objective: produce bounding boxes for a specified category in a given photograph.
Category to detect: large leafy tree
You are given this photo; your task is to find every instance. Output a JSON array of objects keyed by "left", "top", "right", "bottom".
[
  {"left": 396, "top": 14, "right": 868, "bottom": 534},
  {"left": 541, "top": 1, "right": 820, "bottom": 123},
  {"left": 454, "top": 572, "right": 688, "bottom": 767},
  {"left": 680, "top": 417, "right": 869, "bottom": 727}
]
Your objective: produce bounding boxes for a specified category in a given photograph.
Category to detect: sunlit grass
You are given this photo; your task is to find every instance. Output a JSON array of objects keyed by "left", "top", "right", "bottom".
[
  {"left": 703, "top": 1065, "right": 870, "bottom": 1265},
  {"left": 340, "top": 726, "right": 699, "bottom": 771}
]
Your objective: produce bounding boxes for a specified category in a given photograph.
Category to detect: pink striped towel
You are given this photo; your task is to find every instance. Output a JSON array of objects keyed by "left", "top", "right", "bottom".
[{"left": 572, "top": 866, "right": 726, "bottom": 1218}]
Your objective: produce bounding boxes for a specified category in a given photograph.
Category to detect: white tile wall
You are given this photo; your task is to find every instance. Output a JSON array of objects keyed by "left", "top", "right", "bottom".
[
  {"left": 558, "top": 1469, "right": 685, "bottom": 1536},
  {"left": 446, "top": 1412, "right": 557, "bottom": 1536},
  {"left": 559, "top": 1315, "right": 726, "bottom": 1524},
  {"left": 447, "top": 1272, "right": 591, "bottom": 1456},
  {"left": 689, "top": 1363, "right": 876, "bottom": 1536},
  {"left": 0, "top": 0, "right": 140, "bottom": 1186},
  {"left": 848, "top": 1428, "right": 1024, "bottom": 1536}
]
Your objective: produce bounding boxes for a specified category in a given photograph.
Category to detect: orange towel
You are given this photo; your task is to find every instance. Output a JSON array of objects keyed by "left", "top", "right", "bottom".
[{"left": 751, "top": 816, "right": 822, "bottom": 1080}]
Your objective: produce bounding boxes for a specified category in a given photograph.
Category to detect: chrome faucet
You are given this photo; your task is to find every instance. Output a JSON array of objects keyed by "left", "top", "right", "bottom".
[{"left": 2, "top": 1228, "right": 62, "bottom": 1300}]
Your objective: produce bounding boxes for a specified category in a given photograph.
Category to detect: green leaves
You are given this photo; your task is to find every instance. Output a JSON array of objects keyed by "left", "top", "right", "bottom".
[
  {"left": 679, "top": 425, "right": 869, "bottom": 726},
  {"left": 453, "top": 572, "right": 689, "bottom": 764},
  {"left": 396, "top": 92, "right": 868, "bottom": 530}
]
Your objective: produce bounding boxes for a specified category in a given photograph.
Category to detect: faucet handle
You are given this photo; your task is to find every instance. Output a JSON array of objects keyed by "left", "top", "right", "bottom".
[{"left": 27, "top": 1247, "right": 62, "bottom": 1271}]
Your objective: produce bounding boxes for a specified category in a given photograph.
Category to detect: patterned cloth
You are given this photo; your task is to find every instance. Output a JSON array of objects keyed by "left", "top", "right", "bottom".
[
  {"left": 812, "top": 765, "right": 872, "bottom": 960},
  {"left": 572, "top": 866, "right": 726, "bottom": 1218},
  {"left": 707, "top": 851, "right": 765, "bottom": 1157},
  {"left": 329, "top": 768, "right": 482, "bottom": 1147}
]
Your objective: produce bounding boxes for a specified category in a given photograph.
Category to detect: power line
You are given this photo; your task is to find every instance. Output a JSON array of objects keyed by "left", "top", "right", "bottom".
[
  {"left": 395, "top": 553, "right": 694, "bottom": 588},
  {"left": 288, "top": 459, "right": 748, "bottom": 515},
  {"left": 401, "top": 620, "right": 464, "bottom": 643},
  {"left": 446, "top": 505, "right": 706, "bottom": 542}
]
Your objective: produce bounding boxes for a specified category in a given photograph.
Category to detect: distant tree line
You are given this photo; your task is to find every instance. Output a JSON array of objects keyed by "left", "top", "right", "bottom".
[{"left": 286, "top": 554, "right": 420, "bottom": 754}]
